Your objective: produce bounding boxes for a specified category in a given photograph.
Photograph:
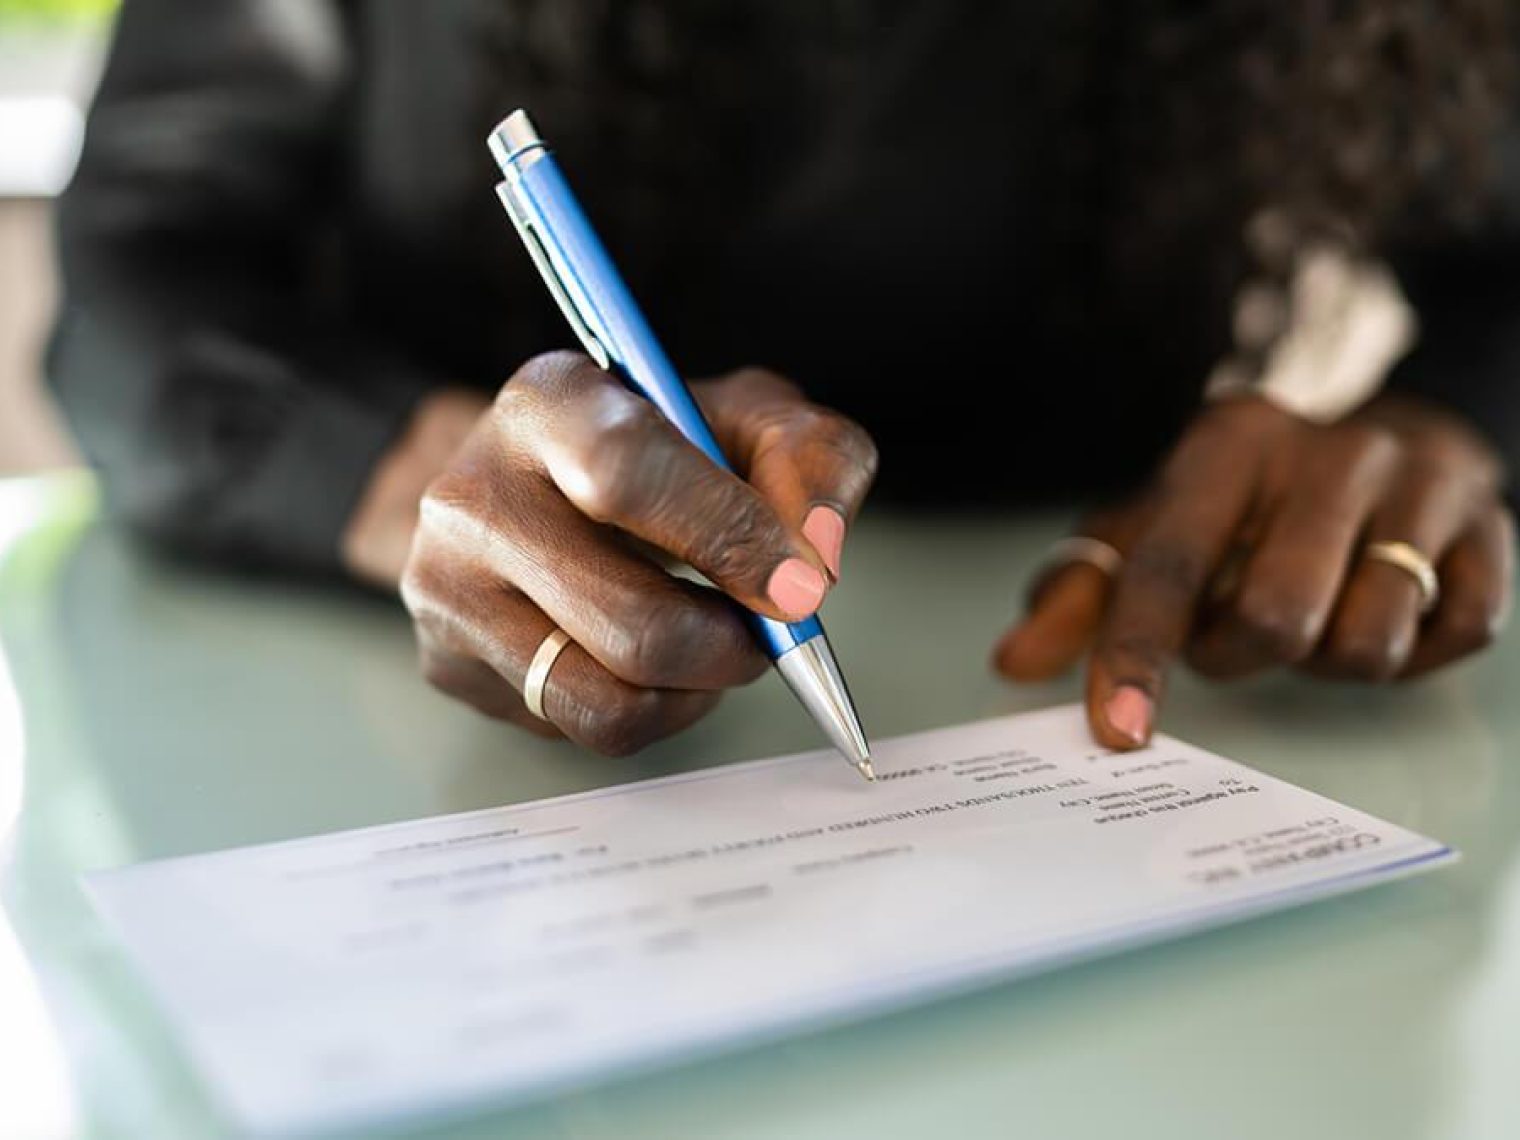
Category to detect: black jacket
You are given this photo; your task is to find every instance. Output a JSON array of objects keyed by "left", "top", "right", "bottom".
[{"left": 49, "top": 0, "right": 1520, "bottom": 573}]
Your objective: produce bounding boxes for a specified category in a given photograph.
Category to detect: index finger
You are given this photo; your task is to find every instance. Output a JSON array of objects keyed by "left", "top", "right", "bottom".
[
  {"left": 699, "top": 369, "right": 878, "bottom": 578},
  {"left": 1088, "top": 427, "right": 1260, "bottom": 749}
]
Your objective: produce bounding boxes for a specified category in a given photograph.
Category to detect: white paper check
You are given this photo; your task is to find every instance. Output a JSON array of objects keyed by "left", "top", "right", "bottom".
[{"left": 86, "top": 705, "right": 1452, "bottom": 1135}]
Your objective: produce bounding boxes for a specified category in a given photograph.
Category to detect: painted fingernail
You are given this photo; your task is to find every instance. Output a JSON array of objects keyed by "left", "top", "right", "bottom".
[
  {"left": 803, "top": 506, "right": 847, "bottom": 579},
  {"left": 1105, "top": 685, "right": 1153, "bottom": 746},
  {"left": 767, "top": 558, "right": 828, "bottom": 619}
]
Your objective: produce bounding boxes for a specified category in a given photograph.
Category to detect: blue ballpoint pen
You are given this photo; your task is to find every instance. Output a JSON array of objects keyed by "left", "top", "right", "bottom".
[{"left": 488, "top": 109, "right": 873, "bottom": 781}]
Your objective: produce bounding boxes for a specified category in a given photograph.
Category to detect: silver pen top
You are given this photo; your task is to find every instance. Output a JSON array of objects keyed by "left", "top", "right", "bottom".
[{"left": 487, "top": 109, "right": 544, "bottom": 173}]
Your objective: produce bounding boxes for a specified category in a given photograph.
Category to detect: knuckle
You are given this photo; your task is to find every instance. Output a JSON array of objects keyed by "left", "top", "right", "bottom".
[
  {"left": 418, "top": 646, "right": 460, "bottom": 694},
  {"left": 1396, "top": 441, "right": 1478, "bottom": 493},
  {"left": 417, "top": 464, "right": 513, "bottom": 545},
  {"left": 701, "top": 368, "right": 801, "bottom": 423},
  {"left": 762, "top": 403, "right": 878, "bottom": 478},
  {"left": 411, "top": 474, "right": 523, "bottom": 575},
  {"left": 1301, "top": 497, "right": 1365, "bottom": 541},
  {"left": 1200, "top": 396, "right": 1284, "bottom": 443},
  {"left": 491, "top": 376, "right": 536, "bottom": 424},
  {"left": 417, "top": 646, "right": 482, "bottom": 706},
  {"left": 1335, "top": 422, "right": 1401, "bottom": 466},
  {"left": 418, "top": 467, "right": 475, "bottom": 520},
  {"left": 1167, "top": 399, "right": 1287, "bottom": 479},
  {"left": 1125, "top": 538, "right": 1210, "bottom": 603},
  {"left": 693, "top": 492, "right": 785, "bottom": 586},
  {"left": 571, "top": 402, "right": 670, "bottom": 522},
  {"left": 598, "top": 596, "right": 698, "bottom": 688},
  {"left": 1399, "top": 429, "right": 1478, "bottom": 479},
  {"left": 1105, "top": 632, "right": 1167, "bottom": 677},
  {"left": 1234, "top": 589, "right": 1322, "bottom": 661},
  {"left": 506, "top": 349, "right": 599, "bottom": 398},
  {"left": 817, "top": 413, "right": 880, "bottom": 481},
  {"left": 500, "top": 351, "right": 618, "bottom": 454},
  {"left": 1330, "top": 633, "right": 1401, "bottom": 682},
  {"left": 419, "top": 650, "right": 518, "bottom": 723},
  {"left": 398, "top": 564, "right": 430, "bottom": 620},
  {"left": 399, "top": 552, "right": 449, "bottom": 622},
  {"left": 575, "top": 687, "right": 666, "bottom": 757},
  {"left": 1442, "top": 604, "right": 1499, "bottom": 656},
  {"left": 1184, "top": 642, "right": 1235, "bottom": 682}
]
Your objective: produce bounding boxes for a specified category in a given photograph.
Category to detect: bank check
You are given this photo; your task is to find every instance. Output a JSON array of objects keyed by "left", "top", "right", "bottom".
[{"left": 86, "top": 705, "right": 1452, "bottom": 1135}]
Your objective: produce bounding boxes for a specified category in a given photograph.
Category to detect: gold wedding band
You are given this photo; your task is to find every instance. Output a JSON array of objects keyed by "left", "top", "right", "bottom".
[
  {"left": 523, "top": 628, "right": 574, "bottom": 720},
  {"left": 1043, "top": 536, "right": 1124, "bottom": 579},
  {"left": 1364, "top": 541, "right": 1440, "bottom": 615}
]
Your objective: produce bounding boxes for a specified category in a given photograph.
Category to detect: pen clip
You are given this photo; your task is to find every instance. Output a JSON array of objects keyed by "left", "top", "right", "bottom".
[{"left": 495, "top": 183, "right": 612, "bottom": 370}]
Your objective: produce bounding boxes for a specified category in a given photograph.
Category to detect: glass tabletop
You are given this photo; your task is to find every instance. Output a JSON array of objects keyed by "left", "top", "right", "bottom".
[{"left": 2, "top": 471, "right": 1517, "bottom": 1139}]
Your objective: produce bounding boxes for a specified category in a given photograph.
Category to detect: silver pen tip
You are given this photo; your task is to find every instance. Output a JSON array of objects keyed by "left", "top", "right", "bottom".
[{"left": 774, "top": 635, "right": 874, "bottom": 782}]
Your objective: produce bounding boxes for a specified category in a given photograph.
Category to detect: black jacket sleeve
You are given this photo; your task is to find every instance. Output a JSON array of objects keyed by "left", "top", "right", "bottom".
[
  {"left": 48, "top": 0, "right": 434, "bottom": 574},
  {"left": 1387, "top": 121, "right": 1520, "bottom": 499}
]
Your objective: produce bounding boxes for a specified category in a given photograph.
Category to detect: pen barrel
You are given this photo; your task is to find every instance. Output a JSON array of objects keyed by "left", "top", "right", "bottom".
[{"left": 507, "top": 151, "right": 823, "bottom": 659}]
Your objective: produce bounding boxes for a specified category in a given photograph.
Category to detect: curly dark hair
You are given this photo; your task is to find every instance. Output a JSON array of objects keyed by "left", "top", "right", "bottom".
[
  {"left": 474, "top": 1, "right": 1515, "bottom": 355},
  {"left": 1108, "top": 0, "right": 1514, "bottom": 327}
]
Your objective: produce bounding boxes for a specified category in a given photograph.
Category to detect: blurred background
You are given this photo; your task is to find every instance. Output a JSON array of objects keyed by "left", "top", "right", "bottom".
[{"left": 0, "top": 0, "right": 113, "bottom": 476}]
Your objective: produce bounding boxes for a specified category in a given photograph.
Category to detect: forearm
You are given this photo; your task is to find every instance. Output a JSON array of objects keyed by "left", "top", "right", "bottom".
[{"left": 49, "top": 0, "right": 449, "bottom": 575}]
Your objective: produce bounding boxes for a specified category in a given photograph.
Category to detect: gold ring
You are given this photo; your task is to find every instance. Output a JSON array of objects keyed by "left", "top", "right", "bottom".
[
  {"left": 1043, "top": 536, "right": 1123, "bottom": 578},
  {"left": 523, "top": 628, "right": 573, "bottom": 720},
  {"left": 1364, "top": 541, "right": 1440, "bottom": 615}
]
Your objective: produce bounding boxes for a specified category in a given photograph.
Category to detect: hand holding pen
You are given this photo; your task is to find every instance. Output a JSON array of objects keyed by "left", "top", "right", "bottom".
[
  {"left": 485, "top": 112, "right": 875, "bottom": 774},
  {"left": 386, "top": 111, "right": 878, "bottom": 774},
  {"left": 399, "top": 353, "right": 877, "bottom": 761}
]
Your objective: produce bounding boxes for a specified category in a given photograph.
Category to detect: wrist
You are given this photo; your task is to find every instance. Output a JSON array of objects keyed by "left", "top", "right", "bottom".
[{"left": 342, "top": 388, "right": 490, "bottom": 589}]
